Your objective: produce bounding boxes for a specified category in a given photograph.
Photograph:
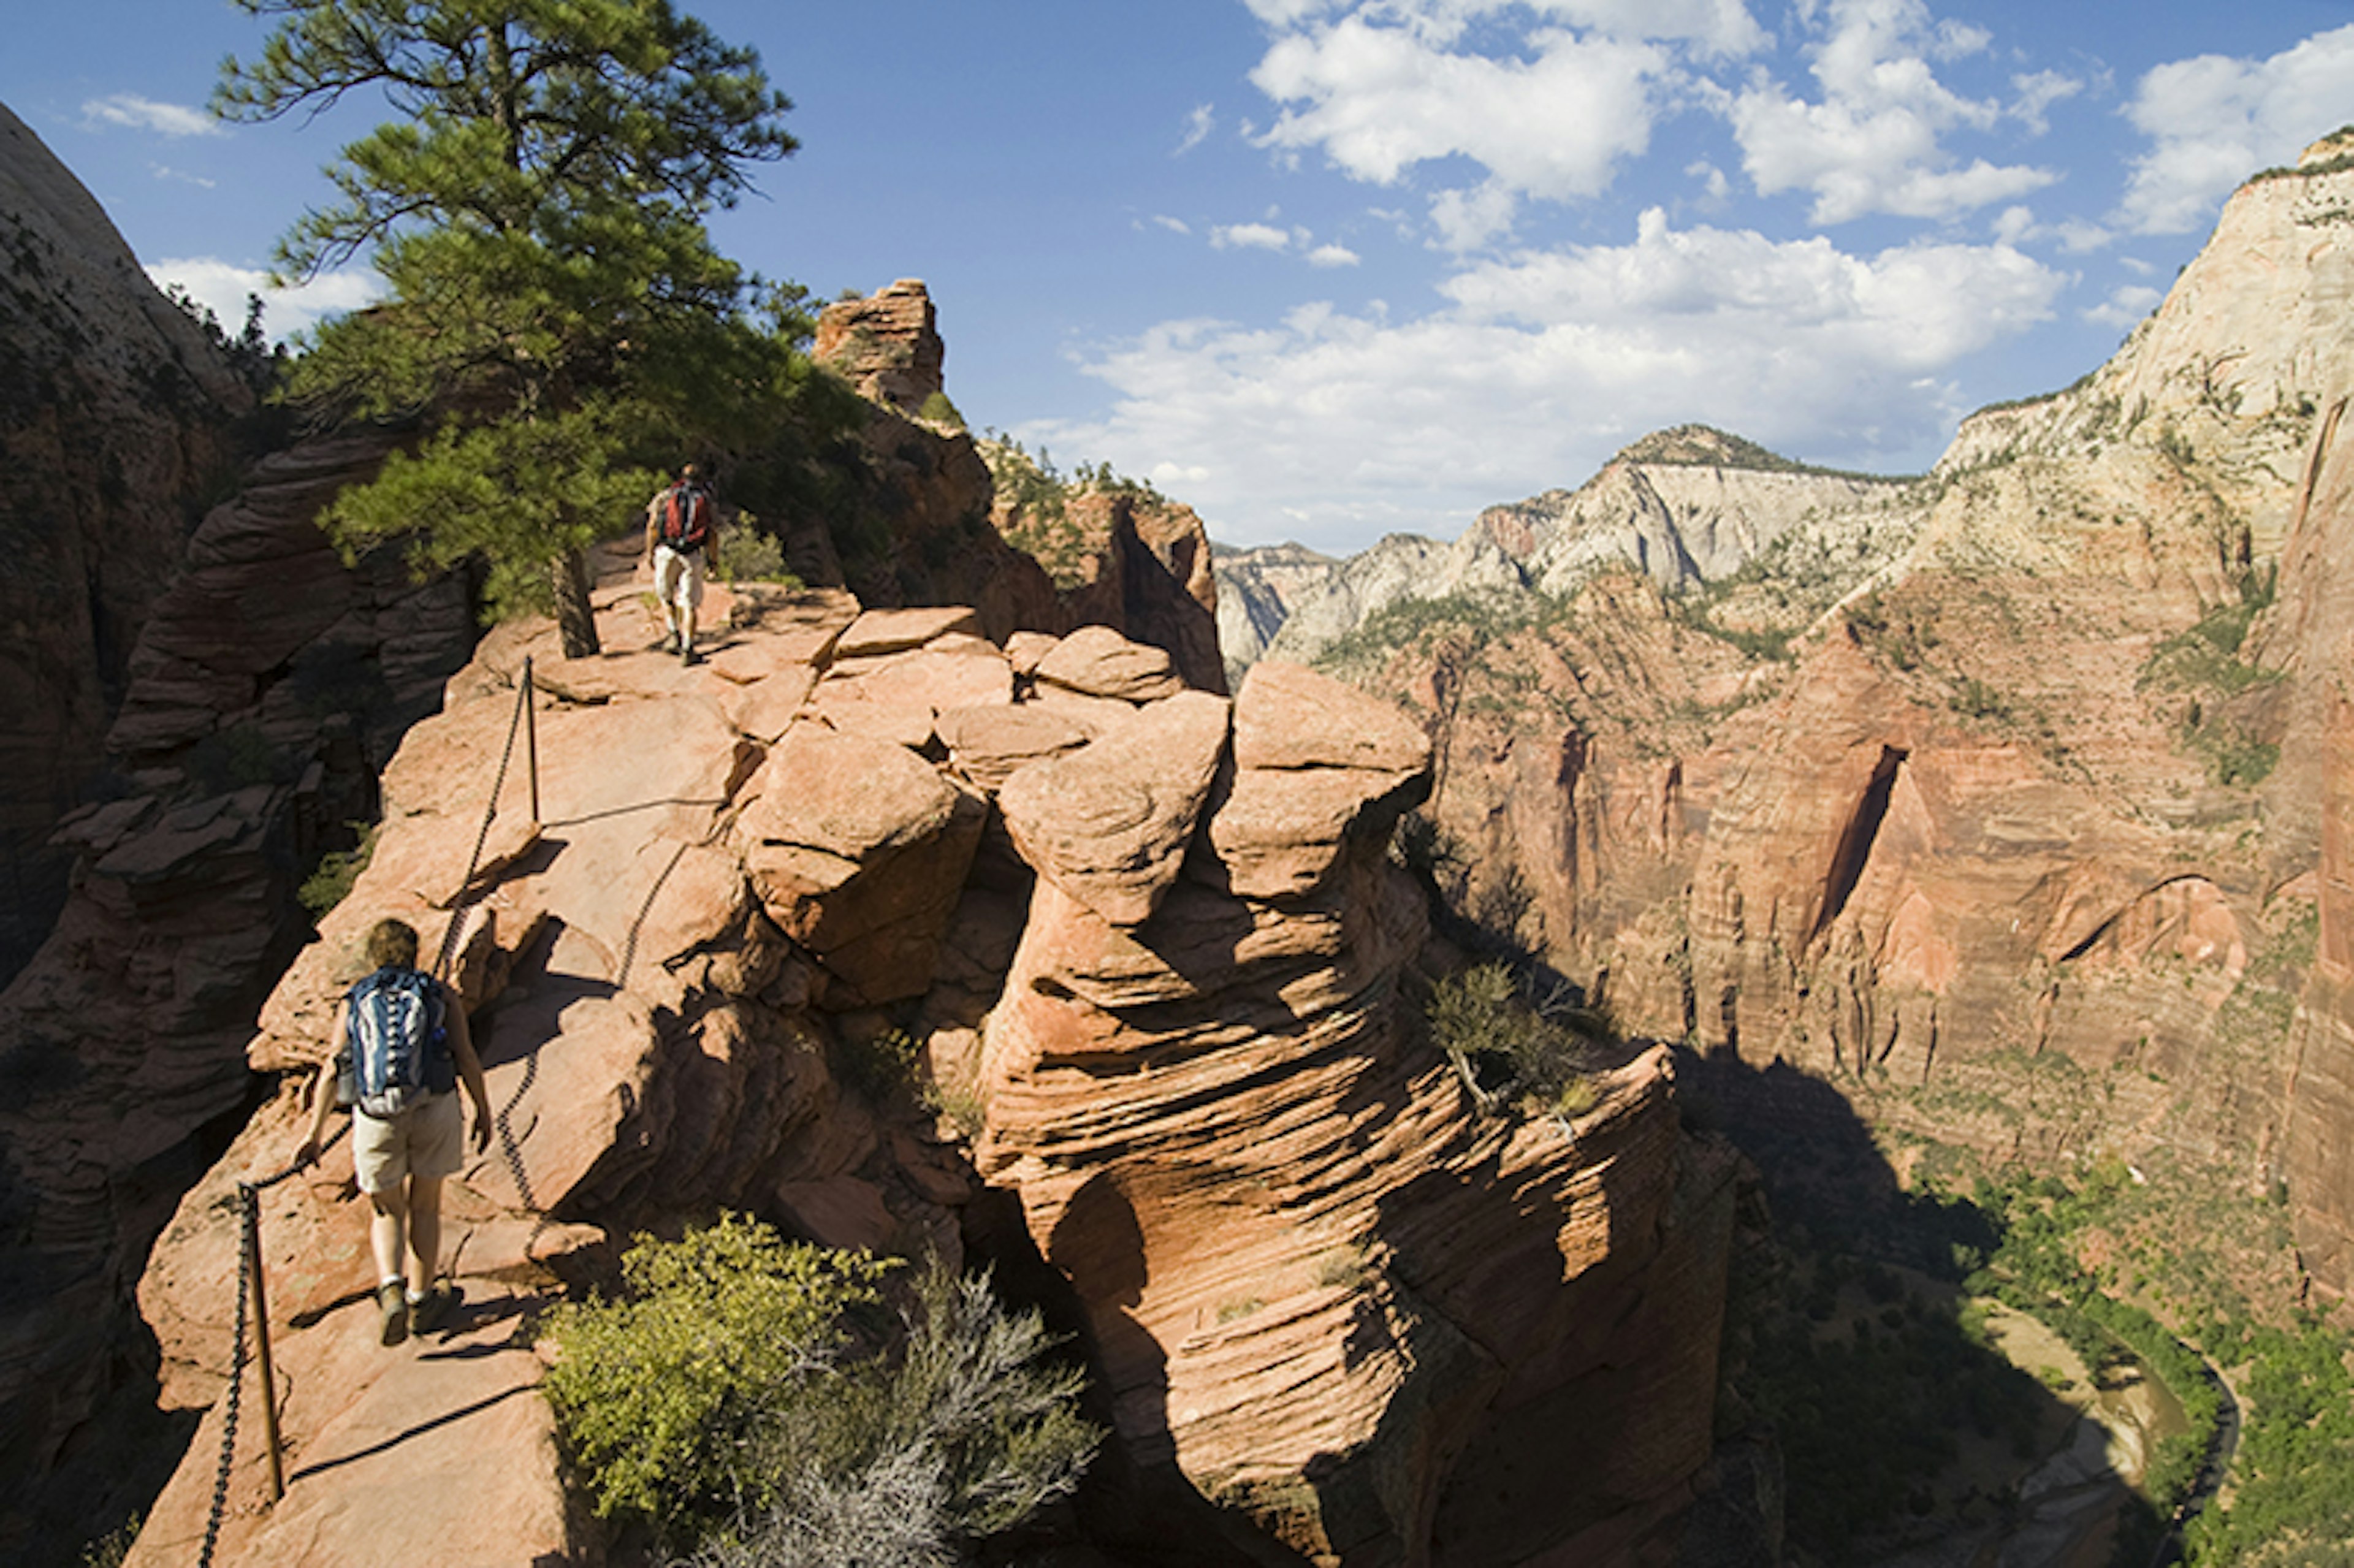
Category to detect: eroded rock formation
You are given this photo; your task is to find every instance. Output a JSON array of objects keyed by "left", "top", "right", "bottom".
[
  {"left": 0, "top": 102, "right": 254, "bottom": 981},
  {"left": 815, "top": 277, "right": 946, "bottom": 414},
  {"left": 1324, "top": 132, "right": 2354, "bottom": 1292},
  {"left": 0, "top": 428, "right": 475, "bottom": 1556},
  {"left": 123, "top": 562, "right": 1736, "bottom": 1567},
  {"left": 810, "top": 284, "right": 1225, "bottom": 692}
]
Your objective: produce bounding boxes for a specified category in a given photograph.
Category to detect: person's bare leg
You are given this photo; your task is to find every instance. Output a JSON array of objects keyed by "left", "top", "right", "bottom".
[
  {"left": 370, "top": 1184, "right": 413, "bottom": 1344},
  {"left": 370, "top": 1185, "right": 409, "bottom": 1287},
  {"left": 406, "top": 1174, "right": 444, "bottom": 1292}
]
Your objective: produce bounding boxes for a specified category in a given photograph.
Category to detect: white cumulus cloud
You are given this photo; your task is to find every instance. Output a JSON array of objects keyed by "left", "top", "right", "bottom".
[
  {"left": 1249, "top": 0, "right": 1763, "bottom": 57},
  {"left": 1212, "top": 221, "right": 1295, "bottom": 251},
  {"left": 83, "top": 94, "right": 221, "bottom": 138},
  {"left": 2081, "top": 284, "right": 2163, "bottom": 331},
  {"left": 1720, "top": 0, "right": 2061, "bottom": 224},
  {"left": 1249, "top": 15, "right": 1669, "bottom": 202},
  {"left": 2116, "top": 24, "right": 2354, "bottom": 235},
  {"left": 1035, "top": 209, "right": 2063, "bottom": 550},
  {"left": 145, "top": 257, "right": 382, "bottom": 342}
]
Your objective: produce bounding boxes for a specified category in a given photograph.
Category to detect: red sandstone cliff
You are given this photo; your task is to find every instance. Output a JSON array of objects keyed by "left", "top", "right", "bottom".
[
  {"left": 1328, "top": 131, "right": 2354, "bottom": 1295},
  {"left": 119, "top": 560, "right": 1735, "bottom": 1567},
  {"left": 0, "top": 430, "right": 478, "bottom": 1555},
  {"left": 807, "top": 282, "right": 1226, "bottom": 693},
  {"left": 0, "top": 103, "right": 254, "bottom": 981}
]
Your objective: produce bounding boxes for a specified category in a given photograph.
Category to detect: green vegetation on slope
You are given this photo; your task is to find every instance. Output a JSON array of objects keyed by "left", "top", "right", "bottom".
[
  {"left": 1425, "top": 962, "right": 1607, "bottom": 1119},
  {"left": 2137, "top": 565, "right": 2284, "bottom": 786},
  {"left": 543, "top": 1215, "right": 1100, "bottom": 1564},
  {"left": 977, "top": 434, "right": 1167, "bottom": 590}
]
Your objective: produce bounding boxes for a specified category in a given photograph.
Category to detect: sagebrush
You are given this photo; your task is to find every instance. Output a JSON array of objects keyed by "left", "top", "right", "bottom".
[{"left": 543, "top": 1216, "right": 1100, "bottom": 1564}]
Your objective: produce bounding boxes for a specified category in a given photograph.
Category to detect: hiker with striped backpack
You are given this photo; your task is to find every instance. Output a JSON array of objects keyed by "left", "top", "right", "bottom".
[{"left": 295, "top": 917, "right": 492, "bottom": 1346}]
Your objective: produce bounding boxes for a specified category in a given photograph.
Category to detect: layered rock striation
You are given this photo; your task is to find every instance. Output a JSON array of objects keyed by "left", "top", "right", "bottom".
[
  {"left": 0, "top": 102, "right": 255, "bottom": 982},
  {"left": 815, "top": 277, "right": 947, "bottom": 414},
  {"left": 123, "top": 566, "right": 1736, "bottom": 1567},
  {"left": 1323, "top": 133, "right": 2354, "bottom": 1292},
  {"left": 0, "top": 428, "right": 475, "bottom": 1555}
]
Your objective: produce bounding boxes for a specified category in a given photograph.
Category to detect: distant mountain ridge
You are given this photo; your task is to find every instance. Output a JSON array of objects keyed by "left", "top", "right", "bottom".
[
  {"left": 1214, "top": 422, "right": 1914, "bottom": 683},
  {"left": 1289, "top": 127, "right": 2354, "bottom": 1316}
]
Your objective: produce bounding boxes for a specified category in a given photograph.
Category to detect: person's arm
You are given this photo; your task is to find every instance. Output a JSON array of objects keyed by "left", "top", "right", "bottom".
[
  {"left": 442, "top": 984, "right": 494, "bottom": 1154},
  {"left": 642, "top": 493, "right": 662, "bottom": 569},
  {"left": 294, "top": 1000, "right": 346, "bottom": 1167}
]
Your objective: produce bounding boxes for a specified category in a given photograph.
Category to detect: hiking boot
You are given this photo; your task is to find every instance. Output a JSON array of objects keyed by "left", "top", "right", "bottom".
[
  {"left": 411, "top": 1281, "right": 461, "bottom": 1335},
  {"left": 680, "top": 642, "right": 699, "bottom": 668},
  {"left": 656, "top": 631, "right": 677, "bottom": 653},
  {"left": 378, "top": 1280, "right": 410, "bottom": 1347}
]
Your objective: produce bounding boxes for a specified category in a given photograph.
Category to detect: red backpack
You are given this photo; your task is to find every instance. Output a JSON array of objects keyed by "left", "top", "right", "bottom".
[{"left": 660, "top": 483, "right": 712, "bottom": 551}]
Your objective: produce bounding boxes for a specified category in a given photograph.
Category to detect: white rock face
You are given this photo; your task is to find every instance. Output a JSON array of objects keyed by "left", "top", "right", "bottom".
[{"left": 1215, "top": 424, "right": 1911, "bottom": 677}]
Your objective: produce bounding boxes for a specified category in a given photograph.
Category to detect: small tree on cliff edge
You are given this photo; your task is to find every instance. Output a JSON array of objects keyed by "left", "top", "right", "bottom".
[{"left": 216, "top": 0, "right": 801, "bottom": 655}]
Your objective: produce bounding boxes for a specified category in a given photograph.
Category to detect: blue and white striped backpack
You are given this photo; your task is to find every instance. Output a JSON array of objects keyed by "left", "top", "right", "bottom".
[{"left": 337, "top": 967, "right": 454, "bottom": 1117}]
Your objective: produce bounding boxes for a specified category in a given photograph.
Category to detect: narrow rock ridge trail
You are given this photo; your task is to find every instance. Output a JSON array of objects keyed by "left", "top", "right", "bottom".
[{"left": 125, "top": 539, "right": 1739, "bottom": 1567}]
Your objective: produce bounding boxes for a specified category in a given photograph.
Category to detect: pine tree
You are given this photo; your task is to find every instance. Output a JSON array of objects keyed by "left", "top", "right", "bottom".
[{"left": 216, "top": 0, "right": 801, "bottom": 655}]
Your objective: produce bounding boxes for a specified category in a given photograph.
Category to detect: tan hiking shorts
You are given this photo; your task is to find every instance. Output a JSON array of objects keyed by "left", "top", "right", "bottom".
[
  {"left": 352, "top": 1091, "right": 465, "bottom": 1195},
  {"left": 653, "top": 542, "right": 706, "bottom": 614}
]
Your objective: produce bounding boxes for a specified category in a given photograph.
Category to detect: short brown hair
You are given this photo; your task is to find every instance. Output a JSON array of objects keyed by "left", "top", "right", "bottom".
[{"left": 364, "top": 918, "right": 420, "bottom": 971}]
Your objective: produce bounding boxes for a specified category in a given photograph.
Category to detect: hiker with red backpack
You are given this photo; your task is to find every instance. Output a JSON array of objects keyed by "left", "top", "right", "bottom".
[
  {"left": 294, "top": 917, "right": 492, "bottom": 1346},
  {"left": 642, "top": 461, "right": 719, "bottom": 665}
]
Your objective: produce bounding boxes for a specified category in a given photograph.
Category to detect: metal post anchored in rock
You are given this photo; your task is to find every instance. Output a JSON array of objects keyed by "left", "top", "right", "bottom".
[
  {"left": 524, "top": 655, "right": 539, "bottom": 825},
  {"left": 240, "top": 1182, "right": 286, "bottom": 1504},
  {"left": 198, "top": 1158, "right": 306, "bottom": 1568}
]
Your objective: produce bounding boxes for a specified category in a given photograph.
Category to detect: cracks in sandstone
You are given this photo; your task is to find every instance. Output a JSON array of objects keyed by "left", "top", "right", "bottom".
[{"left": 1811, "top": 744, "right": 1907, "bottom": 948}]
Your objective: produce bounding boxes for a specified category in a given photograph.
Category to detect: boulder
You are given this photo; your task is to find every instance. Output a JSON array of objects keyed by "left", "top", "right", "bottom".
[
  {"left": 997, "top": 691, "right": 1230, "bottom": 927},
  {"left": 737, "top": 728, "right": 986, "bottom": 1006},
  {"left": 1033, "top": 624, "right": 1186, "bottom": 702}
]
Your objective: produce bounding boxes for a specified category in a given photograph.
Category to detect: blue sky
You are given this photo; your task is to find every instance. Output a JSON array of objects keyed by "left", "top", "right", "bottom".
[{"left": 5, "top": 2, "right": 2352, "bottom": 554}]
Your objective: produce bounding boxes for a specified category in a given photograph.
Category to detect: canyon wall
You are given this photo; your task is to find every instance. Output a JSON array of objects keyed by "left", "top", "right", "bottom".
[
  {"left": 0, "top": 103, "right": 254, "bottom": 983},
  {"left": 0, "top": 428, "right": 478, "bottom": 1555},
  {"left": 1317, "top": 133, "right": 2354, "bottom": 1293},
  {"left": 0, "top": 127, "right": 1731, "bottom": 1561},
  {"left": 121, "top": 574, "right": 1736, "bottom": 1567}
]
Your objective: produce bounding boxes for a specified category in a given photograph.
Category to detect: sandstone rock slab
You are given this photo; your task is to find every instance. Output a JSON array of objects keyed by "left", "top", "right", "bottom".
[
  {"left": 998, "top": 691, "right": 1230, "bottom": 927},
  {"left": 737, "top": 728, "right": 986, "bottom": 1005}
]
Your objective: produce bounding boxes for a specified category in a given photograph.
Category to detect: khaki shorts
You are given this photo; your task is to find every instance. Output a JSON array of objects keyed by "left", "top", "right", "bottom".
[
  {"left": 653, "top": 542, "right": 706, "bottom": 615},
  {"left": 352, "top": 1091, "right": 465, "bottom": 1195}
]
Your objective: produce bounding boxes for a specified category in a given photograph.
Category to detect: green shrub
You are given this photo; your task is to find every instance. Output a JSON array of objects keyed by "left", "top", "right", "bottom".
[
  {"left": 683, "top": 1258, "right": 1100, "bottom": 1567},
  {"left": 299, "top": 821, "right": 379, "bottom": 922},
  {"left": 1428, "top": 962, "right": 1609, "bottom": 1119},
  {"left": 76, "top": 1512, "right": 141, "bottom": 1568},
  {"left": 543, "top": 1216, "right": 900, "bottom": 1535},
  {"left": 714, "top": 524, "right": 802, "bottom": 588},
  {"left": 915, "top": 390, "right": 965, "bottom": 429},
  {"left": 543, "top": 1217, "right": 1099, "bottom": 1563}
]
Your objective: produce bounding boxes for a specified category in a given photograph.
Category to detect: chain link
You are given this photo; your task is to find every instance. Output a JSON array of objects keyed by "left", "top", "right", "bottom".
[
  {"left": 192, "top": 661, "right": 541, "bottom": 1556},
  {"left": 196, "top": 1184, "right": 257, "bottom": 1568},
  {"left": 495, "top": 1048, "right": 543, "bottom": 1220}
]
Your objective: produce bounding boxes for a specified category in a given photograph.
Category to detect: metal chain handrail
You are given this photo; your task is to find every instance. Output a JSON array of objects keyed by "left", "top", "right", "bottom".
[
  {"left": 195, "top": 656, "right": 546, "bottom": 1558},
  {"left": 195, "top": 1160, "right": 303, "bottom": 1568},
  {"left": 433, "top": 657, "right": 536, "bottom": 979},
  {"left": 194, "top": 1187, "right": 251, "bottom": 1568}
]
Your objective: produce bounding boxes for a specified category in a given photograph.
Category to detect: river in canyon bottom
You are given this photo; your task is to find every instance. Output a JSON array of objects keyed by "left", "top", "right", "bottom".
[{"left": 1868, "top": 1298, "right": 2193, "bottom": 1568}]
